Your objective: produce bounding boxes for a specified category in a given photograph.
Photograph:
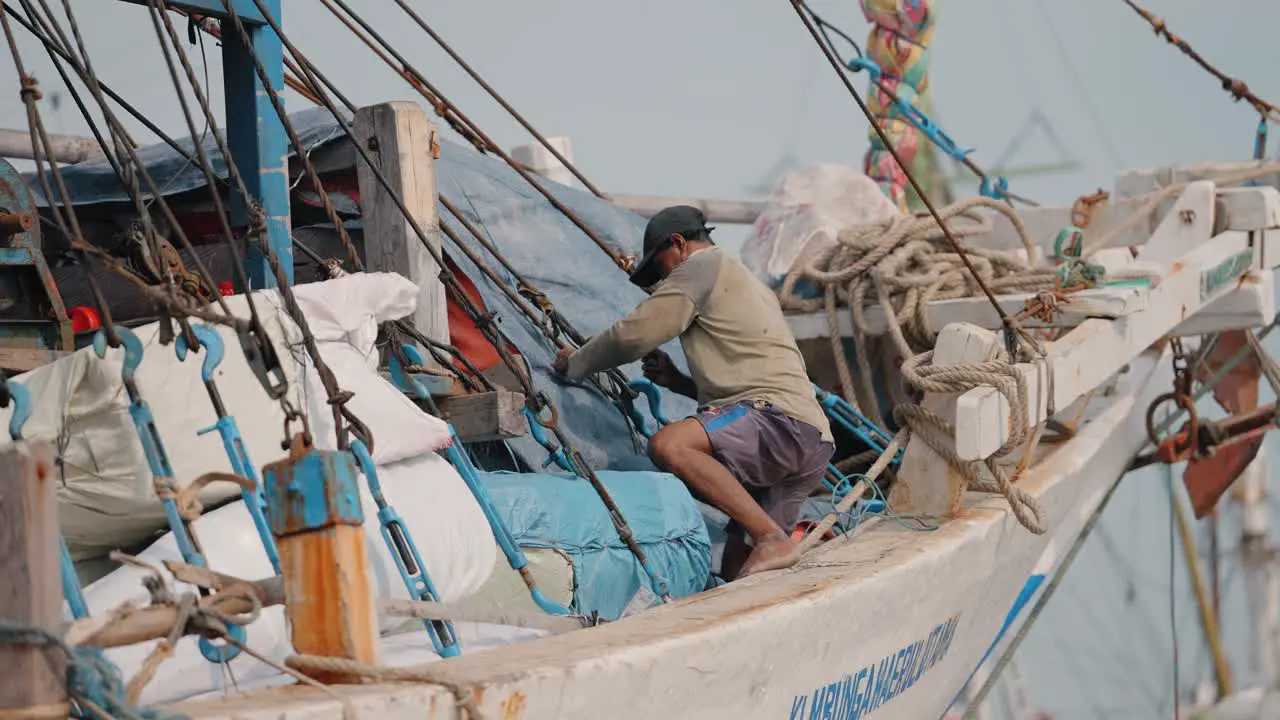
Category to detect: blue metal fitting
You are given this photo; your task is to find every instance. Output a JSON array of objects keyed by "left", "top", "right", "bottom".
[
  {"left": 175, "top": 324, "right": 226, "bottom": 382},
  {"left": 980, "top": 175, "right": 1010, "bottom": 202},
  {"left": 262, "top": 442, "right": 364, "bottom": 536},
  {"left": 349, "top": 437, "right": 462, "bottom": 656},
  {"left": 389, "top": 344, "right": 572, "bottom": 617},
  {"left": 623, "top": 378, "right": 671, "bottom": 440},
  {"left": 4, "top": 378, "right": 31, "bottom": 441},
  {"left": 176, "top": 324, "right": 280, "bottom": 573},
  {"left": 92, "top": 328, "right": 207, "bottom": 565},
  {"left": 892, "top": 98, "right": 974, "bottom": 163},
  {"left": 521, "top": 406, "right": 577, "bottom": 473},
  {"left": 5, "top": 379, "right": 89, "bottom": 620},
  {"left": 846, "top": 56, "right": 881, "bottom": 84},
  {"left": 813, "top": 384, "right": 901, "bottom": 465}
]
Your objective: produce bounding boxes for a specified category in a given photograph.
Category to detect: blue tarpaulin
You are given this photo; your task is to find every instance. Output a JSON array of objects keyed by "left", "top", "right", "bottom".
[
  {"left": 480, "top": 470, "right": 712, "bottom": 619},
  {"left": 28, "top": 107, "right": 699, "bottom": 472}
]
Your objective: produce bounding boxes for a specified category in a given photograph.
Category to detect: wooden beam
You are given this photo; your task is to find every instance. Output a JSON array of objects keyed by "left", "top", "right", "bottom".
[
  {"left": 262, "top": 436, "right": 379, "bottom": 682},
  {"left": 353, "top": 102, "right": 449, "bottom": 346},
  {"left": 439, "top": 390, "right": 526, "bottom": 442},
  {"left": 0, "top": 442, "right": 66, "bottom": 719},
  {"left": 888, "top": 324, "right": 1002, "bottom": 519},
  {"left": 976, "top": 181, "right": 1280, "bottom": 256},
  {"left": 955, "top": 185, "right": 1248, "bottom": 461},
  {"left": 785, "top": 285, "right": 1149, "bottom": 341}
]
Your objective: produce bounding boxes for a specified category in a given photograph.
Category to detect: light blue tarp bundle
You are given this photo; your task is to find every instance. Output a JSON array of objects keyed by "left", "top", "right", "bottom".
[
  {"left": 26, "top": 106, "right": 699, "bottom": 472},
  {"left": 480, "top": 470, "right": 713, "bottom": 619}
]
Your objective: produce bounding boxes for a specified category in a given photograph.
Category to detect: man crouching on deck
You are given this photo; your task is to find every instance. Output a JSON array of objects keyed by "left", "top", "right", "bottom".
[{"left": 552, "top": 205, "right": 834, "bottom": 579}]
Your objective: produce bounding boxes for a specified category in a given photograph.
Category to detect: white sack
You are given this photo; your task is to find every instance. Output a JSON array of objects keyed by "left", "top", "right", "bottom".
[
  {"left": 0, "top": 272, "right": 493, "bottom": 597},
  {"left": 740, "top": 164, "right": 899, "bottom": 289}
]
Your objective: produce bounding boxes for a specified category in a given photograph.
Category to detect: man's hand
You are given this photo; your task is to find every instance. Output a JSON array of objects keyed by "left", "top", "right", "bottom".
[
  {"left": 641, "top": 350, "right": 680, "bottom": 389},
  {"left": 552, "top": 347, "right": 574, "bottom": 377}
]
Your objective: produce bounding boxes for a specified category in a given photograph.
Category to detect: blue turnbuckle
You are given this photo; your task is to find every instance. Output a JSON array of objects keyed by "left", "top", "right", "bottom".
[
  {"left": 92, "top": 327, "right": 246, "bottom": 662},
  {"left": 4, "top": 378, "right": 89, "bottom": 620},
  {"left": 349, "top": 436, "right": 462, "bottom": 656},
  {"left": 175, "top": 325, "right": 281, "bottom": 574},
  {"left": 622, "top": 378, "right": 671, "bottom": 440},
  {"left": 846, "top": 56, "right": 882, "bottom": 84},
  {"left": 980, "top": 175, "right": 1010, "bottom": 203},
  {"left": 892, "top": 97, "right": 974, "bottom": 164},
  {"left": 521, "top": 405, "right": 578, "bottom": 473},
  {"left": 813, "top": 384, "right": 902, "bottom": 465},
  {"left": 389, "top": 345, "right": 572, "bottom": 616}
]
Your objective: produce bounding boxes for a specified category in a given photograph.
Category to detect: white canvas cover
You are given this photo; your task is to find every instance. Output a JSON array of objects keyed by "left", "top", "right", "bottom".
[{"left": 0, "top": 272, "right": 496, "bottom": 596}]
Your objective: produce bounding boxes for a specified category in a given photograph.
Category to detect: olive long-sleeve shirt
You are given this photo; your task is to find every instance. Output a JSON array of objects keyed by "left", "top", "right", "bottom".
[{"left": 565, "top": 246, "right": 831, "bottom": 442}]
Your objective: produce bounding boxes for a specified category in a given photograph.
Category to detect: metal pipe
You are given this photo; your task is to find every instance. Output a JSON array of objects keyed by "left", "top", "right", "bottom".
[{"left": 0, "top": 128, "right": 103, "bottom": 163}]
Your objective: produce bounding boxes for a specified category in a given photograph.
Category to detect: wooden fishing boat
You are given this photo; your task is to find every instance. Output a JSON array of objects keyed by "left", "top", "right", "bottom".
[{"left": 2, "top": 2, "right": 1279, "bottom": 719}]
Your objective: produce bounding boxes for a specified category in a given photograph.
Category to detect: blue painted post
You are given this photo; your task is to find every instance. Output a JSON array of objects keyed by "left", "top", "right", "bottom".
[{"left": 219, "top": 0, "right": 292, "bottom": 288}]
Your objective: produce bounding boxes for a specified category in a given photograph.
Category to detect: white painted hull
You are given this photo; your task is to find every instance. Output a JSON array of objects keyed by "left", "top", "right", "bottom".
[{"left": 178, "top": 349, "right": 1170, "bottom": 720}]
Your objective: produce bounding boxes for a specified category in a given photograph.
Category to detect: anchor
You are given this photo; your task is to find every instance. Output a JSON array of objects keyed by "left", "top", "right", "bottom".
[
  {"left": 93, "top": 326, "right": 247, "bottom": 662},
  {"left": 1, "top": 376, "right": 89, "bottom": 619},
  {"left": 389, "top": 344, "right": 572, "bottom": 616},
  {"left": 175, "top": 324, "right": 281, "bottom": 573}
]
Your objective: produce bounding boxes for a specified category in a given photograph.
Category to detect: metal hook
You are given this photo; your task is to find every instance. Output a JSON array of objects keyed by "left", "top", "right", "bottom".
[
  {"left": 93, "top": 326, "right": 145, "bottom": 380},
  {"left": 4, "top": 379, "right": 32, "bottom": 442},
  {"left": 389, "top": 343, "right": 573, "bottom": 617},
  {"left": 175, "top": 324, "right": 226, "bottom": 382}
]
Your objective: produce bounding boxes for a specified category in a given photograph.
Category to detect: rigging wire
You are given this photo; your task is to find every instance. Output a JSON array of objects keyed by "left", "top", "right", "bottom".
[
  {"left": 388, "top": 0, "right": 605, "bottom": 198},
  {"left": 797, "top": 1, "right": 1039, "bottom": 208},
  {"left": 1120, "top": 0, "right": 1280, "bottom": 126},
  {"left": 788, "top": 0, "right": 1040, "bottom": 356},
  {"left": 18, "top": 0, "right": 232, "bottom": 330},
  {"left": 228, "top": 0, "right": 667, "bottom": 594},
  {"left": 315, "top": 0, "right": 631, "bottom": 274}
]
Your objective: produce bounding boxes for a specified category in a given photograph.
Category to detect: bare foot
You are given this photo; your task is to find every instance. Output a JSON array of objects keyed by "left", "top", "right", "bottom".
[{"left": 738, "top": 532, "right": 800, "bottom": 578}]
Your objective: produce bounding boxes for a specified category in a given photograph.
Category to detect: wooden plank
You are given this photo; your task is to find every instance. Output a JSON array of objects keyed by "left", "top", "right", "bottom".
[
  {"left": 977, "top": 180, "right": 1280, "bottom": 255},
  {"left": 440, "top": 390, "right": 526, "bottom": 442},
  {"left": 0, "top": 347, "right": 68, "bottom": 372},
  {"left": 1172, "top": 269, "right": 1275, "bottom": 336},
  {"left": 954, "top": 196, "right": 1248, "bottom": 461},
  {"left": 785, "top": 285, "right": 1148, "bottom": 341},
  {"left": 0, "top": 442, "right": 66, "bottom": 718},
  {"left": 262, "top": 437, "right": 379, "bottom": 683},
  {"left": 353, "top": 102, "right": 449, "bottom": 346},
  {"left": 888, "top": 324, "right": 1002, "bottom": 519}
]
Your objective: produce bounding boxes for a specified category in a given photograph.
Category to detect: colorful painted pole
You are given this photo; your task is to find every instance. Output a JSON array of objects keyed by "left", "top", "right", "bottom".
[{"left": 861, "top": 0, "right": 937, "bottom": 211}]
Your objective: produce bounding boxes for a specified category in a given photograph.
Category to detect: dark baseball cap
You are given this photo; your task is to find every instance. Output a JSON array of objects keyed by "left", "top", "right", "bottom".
[{"left": 629, "top": 205, "right": 715, "bottom": 288}]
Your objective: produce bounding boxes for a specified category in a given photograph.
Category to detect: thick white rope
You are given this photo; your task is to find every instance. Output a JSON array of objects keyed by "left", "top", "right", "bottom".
[{"left": 780, "top": 196, "right": 1050, "bottom": 533}]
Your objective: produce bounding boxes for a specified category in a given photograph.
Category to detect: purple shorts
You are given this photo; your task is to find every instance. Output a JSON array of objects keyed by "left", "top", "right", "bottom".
[{"left": 695, "top": 399, "right": 834, "bottom": 532}]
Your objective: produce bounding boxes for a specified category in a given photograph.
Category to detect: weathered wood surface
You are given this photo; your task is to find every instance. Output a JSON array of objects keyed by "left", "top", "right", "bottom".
[
  {"left": 955, "top": 185, "right": 1250, "bottom": 461},
  {"left": 263, "top": 439, "right": 379, "bottom": 683},
  {"left": 977, "top": 178, "right": 1280, "bottom": 255},
  {"left": 0, "top": 442, "right": 66, "bottom": 719},
  {"left": 889, "top": 324, "right": 1005, "bottom": 519},
  {"left": 439, "top": 389, "right": 526, "bottom": 442},
  {"left": 353, "top": 102, "right": 448, "bottom": 346},
  {"left": 786, "top": 285, "right": 1148, "bottom": 340}
]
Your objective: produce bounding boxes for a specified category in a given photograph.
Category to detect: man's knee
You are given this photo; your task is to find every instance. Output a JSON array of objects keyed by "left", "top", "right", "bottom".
[
  {"left": 648, "top": 420, "right": 707, "bottom": 471},
  {"left": 648, "top": 425, "right": 681, "bottom": 470}
]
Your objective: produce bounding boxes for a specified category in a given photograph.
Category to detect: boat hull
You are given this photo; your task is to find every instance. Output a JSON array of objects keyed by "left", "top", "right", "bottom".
[{"left": 178, "top": 348, "right": 1171, "bottom": 720}]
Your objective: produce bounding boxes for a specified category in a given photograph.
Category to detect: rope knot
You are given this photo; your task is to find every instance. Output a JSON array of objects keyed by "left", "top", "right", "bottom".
[
  {"left": 1226, "top": 77, "right": 1249, "bottom": 100},
  {"left": 327, "top": 389, "right": 355, "bottom": 406},
  {"left": 19, "top": 74, "right": 43, "bottom": 102}
]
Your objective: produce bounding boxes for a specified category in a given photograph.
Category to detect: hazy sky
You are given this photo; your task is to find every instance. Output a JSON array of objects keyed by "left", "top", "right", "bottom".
[
  {"left": 3, "top": 2, "right": 1279, "bottom": 718},
  {"left": 3, "top": 0, "right": 1278, "bottom": 211}
]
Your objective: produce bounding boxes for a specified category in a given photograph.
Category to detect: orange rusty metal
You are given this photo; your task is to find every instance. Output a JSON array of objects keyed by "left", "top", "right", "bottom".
[{"left": 1185, "top": 330, "right": 1263, "bottom": 518}]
